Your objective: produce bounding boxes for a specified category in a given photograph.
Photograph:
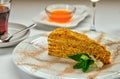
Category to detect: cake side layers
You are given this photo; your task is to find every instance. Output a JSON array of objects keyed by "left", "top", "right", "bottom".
[{"left": 48, "top": 28, "right": 111, "bottom": 65}]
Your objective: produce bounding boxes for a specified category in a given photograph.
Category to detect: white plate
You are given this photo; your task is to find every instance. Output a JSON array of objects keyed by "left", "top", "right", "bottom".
[
  {"left": 33, "top": 5, "right": 90, "bottom": 28},
  {"left": 12, "top": 31, "right": 120, "bottom": 79},
  {"left": 0, "top": 23, "right": 30, "bottom": 47}
]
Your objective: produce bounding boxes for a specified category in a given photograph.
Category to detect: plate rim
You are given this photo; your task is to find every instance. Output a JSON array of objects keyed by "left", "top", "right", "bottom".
[{"left": 0, "top": 22, "right": 30, "bottom": 47}]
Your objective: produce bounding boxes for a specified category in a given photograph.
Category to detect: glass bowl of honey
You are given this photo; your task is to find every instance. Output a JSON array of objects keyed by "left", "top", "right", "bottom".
[{"left": 45, "top": 4, "right": 76, "bottom": 24}]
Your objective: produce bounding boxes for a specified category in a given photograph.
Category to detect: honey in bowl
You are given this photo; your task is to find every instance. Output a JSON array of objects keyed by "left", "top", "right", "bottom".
[
  {"left": 45, "top": 4, "right": 76, "bottom": 24},
  {"left": 48, "top": 10, "right": 72, "bottom": 23}
]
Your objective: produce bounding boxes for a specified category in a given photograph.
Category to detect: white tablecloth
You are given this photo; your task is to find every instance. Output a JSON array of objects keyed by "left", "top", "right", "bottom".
[{"left": 0, "top": 0, "right": 120, "bottom": 79}]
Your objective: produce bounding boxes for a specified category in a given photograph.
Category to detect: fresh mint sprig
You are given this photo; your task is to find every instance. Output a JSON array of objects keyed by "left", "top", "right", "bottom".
[{"left": 67, "top": 53, "right": 94, "bottom": 72}]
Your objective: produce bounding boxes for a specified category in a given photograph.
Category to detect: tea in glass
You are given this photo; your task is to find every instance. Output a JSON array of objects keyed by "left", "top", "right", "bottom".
[{"left": 0, "top": 0, "right": 11, "bottom": 39}]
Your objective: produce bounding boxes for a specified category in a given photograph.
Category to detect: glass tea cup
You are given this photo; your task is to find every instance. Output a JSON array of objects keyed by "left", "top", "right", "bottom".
[
  {"left": 45, "top": 4, "right": 76, "bottom": 24},
  {"left": 0, "top": 0, "right": 12, "bottom": 39}
]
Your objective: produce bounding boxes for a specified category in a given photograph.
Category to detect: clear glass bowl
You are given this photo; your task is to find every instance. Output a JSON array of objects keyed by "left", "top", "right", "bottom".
[{"left": 45, "top": 4, "right": 76, "bottom": 23}]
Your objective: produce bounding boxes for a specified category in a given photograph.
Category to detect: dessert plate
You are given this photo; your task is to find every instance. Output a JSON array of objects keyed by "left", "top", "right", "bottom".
[
  {"left": 12, "top": 31, "right": 120, "bottom": 79},
  {"left": 33, "top": 5, "right": 90, "bottom": 28},
  {"left": 0, "top": 23, "right": 30, "bottom": 47}
]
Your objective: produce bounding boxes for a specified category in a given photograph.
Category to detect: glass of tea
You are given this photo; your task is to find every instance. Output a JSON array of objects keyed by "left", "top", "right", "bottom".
[
  {"left": 0, "top": 0, "right": 12, "bottom": 39},
  {"left": 45, "top": 4, "right": 76, "bottom": 24}
]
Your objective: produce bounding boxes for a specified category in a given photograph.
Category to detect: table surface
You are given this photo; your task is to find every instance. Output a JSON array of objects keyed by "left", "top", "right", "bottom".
[{"left": 0, "top": 0, "right": 120, "bottom": 79}]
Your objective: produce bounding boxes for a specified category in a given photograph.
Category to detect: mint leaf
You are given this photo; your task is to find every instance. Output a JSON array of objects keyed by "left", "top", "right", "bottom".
[
  {"left": 82, "top": 60, "right": 94, "bottom": 72},
  {"left": 82, "top": 60, "right": 89, "bottom": 72},
  {"left": 73, "top": 59, "right": 84, "bottom": 69},
  {"left": 67, "top": 53, "right": 94, "bottom": 72},
  {"left": 81, "top": 54, "right": 89, "bottom": 60},
  {"left": 88, "top": 59, "right": 94, "bottom": 65},
  {"left": 67, "top": 53, "right": 82, "bottom": 62}
]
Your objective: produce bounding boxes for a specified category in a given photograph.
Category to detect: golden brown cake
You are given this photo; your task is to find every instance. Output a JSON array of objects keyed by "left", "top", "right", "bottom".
[{"left": 48, "top": 28, "right": 111, "bottom": 65}]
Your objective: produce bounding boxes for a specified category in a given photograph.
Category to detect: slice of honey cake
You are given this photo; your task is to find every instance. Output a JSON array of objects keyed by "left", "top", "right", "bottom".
[{"left": 48, "top": 28, "right": 111, "bottom": 65}]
